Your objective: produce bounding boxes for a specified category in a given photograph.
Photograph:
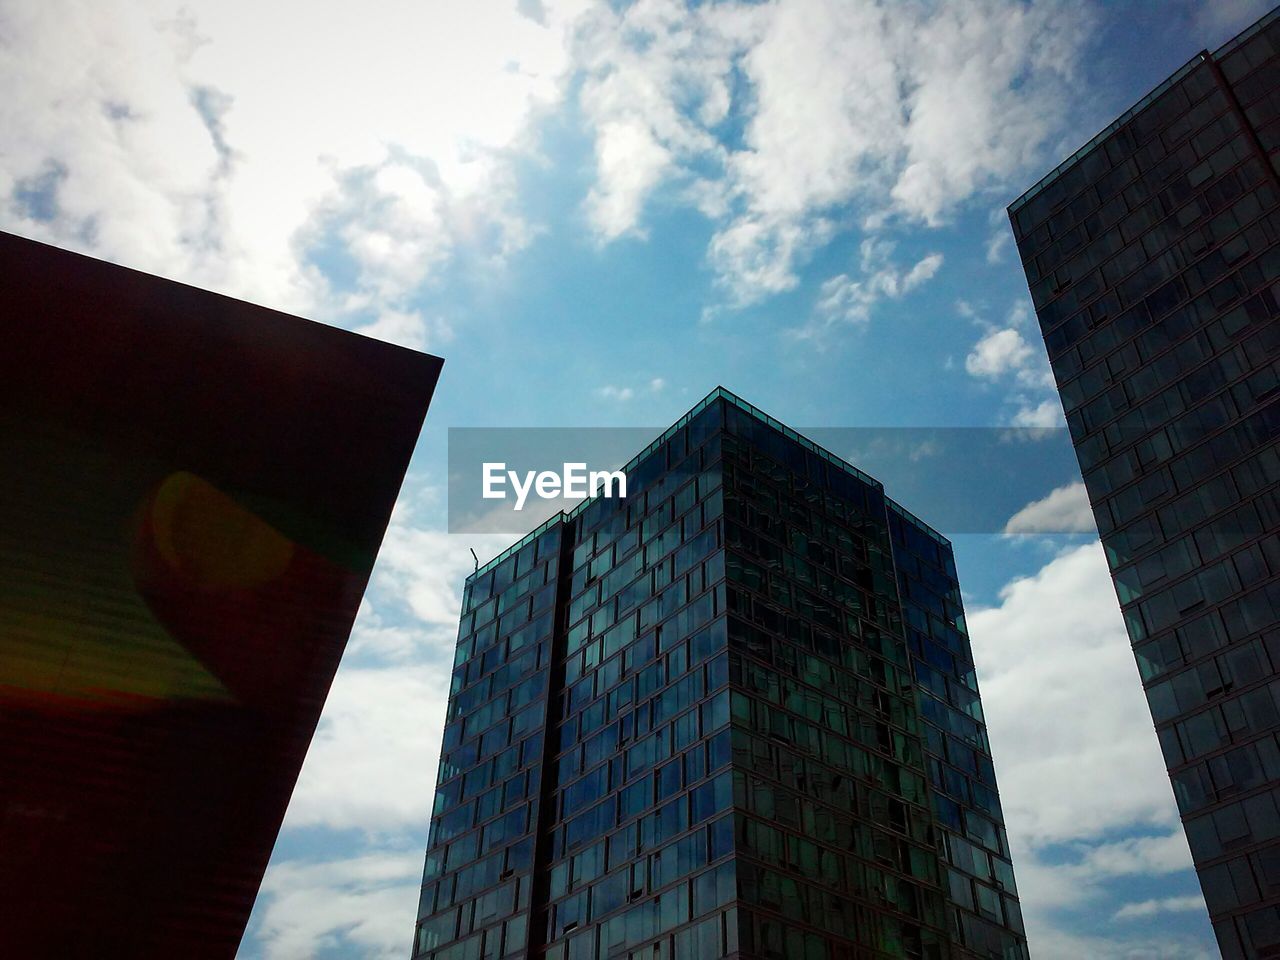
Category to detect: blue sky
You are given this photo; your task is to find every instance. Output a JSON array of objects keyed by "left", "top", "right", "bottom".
[{"left": 4, "top": 1, "right": 1276, "bottom": 956}]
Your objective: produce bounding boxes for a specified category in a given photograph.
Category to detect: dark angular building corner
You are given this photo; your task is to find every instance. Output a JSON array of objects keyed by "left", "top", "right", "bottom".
[
  {"left": 1008, "top": 8, "right": 1280, "bottom": 957},
  {"left": 0, "top": 231, "right": 443, "bottom": 958},
  {"left": 413, "top": 389, "right": 1028, "bottom": 960}
]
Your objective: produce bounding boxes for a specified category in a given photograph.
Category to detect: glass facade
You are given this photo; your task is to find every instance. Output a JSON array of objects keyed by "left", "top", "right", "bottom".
[
  {"left": 1008, "top": 10, "right": 1280, "bottom": 957},
  {"left": 889, "top": 506, "right": 1026, "bottom": 954},
  {"left": 414, "top": 389, "right": 1027, "bottom": 959}
]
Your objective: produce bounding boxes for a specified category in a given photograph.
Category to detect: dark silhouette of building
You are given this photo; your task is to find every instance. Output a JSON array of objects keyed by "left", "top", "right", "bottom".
[
  {"left": 1008, "top": 9, "right": 1280, "bottom": 957},
  {"left": 0, "top": 231, "right": 442, "bottom": 958},
  {"left": 413, "top": 389, "right": 1027, "bottom": 960}
]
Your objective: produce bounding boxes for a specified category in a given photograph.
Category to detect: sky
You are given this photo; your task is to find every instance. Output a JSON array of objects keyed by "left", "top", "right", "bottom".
[{"left": 2, "top": 0, "right": 1275, "bottom": 957}]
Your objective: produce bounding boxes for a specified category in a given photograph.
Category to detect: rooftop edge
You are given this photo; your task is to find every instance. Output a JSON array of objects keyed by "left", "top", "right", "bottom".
[
  {"left": 1008, "top": 3, "right": 1280, "bottom": 217},
  {"left": 465, "top": 386, "right": 949, "bottom": 584}
]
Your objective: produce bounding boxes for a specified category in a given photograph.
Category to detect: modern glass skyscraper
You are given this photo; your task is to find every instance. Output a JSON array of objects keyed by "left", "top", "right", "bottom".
[
  {"left": 413, "top": 389, "right": 1027, "bottom": 960},
  {"left": 1008, "top": 10, "right": 1280, "bottom": 957}
]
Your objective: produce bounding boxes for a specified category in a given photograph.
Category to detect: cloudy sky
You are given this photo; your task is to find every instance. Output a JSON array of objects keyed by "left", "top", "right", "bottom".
[{"left": 4, "top": 0, "right": 1275, "bottom": 957}]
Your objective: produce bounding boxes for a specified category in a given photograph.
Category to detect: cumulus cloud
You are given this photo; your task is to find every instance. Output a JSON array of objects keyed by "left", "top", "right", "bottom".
[
  {"left": 0, "top": 3, "right": 231, "bottom": 282},
  {"left": 347, "top": 599, "right": 434, "bottom": 663},
  {"left": 574, "top": 0, "right": 1090, "bottom": 305},
  {"left": 374, "top": 525, "right": 516, "bottom": 627},
  {"left": 1113, "top": 894, "right": 1210, "bottom": 922},
  {"left": 1010, "top": 397, "right": 1065, "bottom": 427},
  {"left": 575, "top": 0, "right": 760, "bottom": 242},
  {"left": 965, "top": 303, "right": 1053, "bottom": 388},
  {"left": 283, "top": 662, "right": 451, "bottom": 835},
  {"left": 986, "top": 226, "right": 1012, "bottom": 263},
  {"left": 966, "top": 327, "right": 1034, "bottom": 379},
  {"left": 12, "top": 0, "right": 1088, "bottom": 328},
  {"left": 254, "top": 850, "right": 423, "bottom": 960},
  {"left": 962, "top": 299, "right": 1061, "bottom": 423},
  {"left": 1026, "top": 929, "right": 1215, "bottom": 960},
  {"left": 968, "top": 540, "right": 1202, "bottom": 950},
  {"left": 0, "top": 0, "right": 587, "bottom": 334},
  {"left": 354, "top": 308, "right": 454, "bottom": 352},
  {"left": 1004, "top": 481, "right": 1096, "bottom": 535},
  {"left": 1008, "top": 829, "right": 1198, "bottom": 931},
  {"left": 585, "top": 120, "right": 675, "bottom": 241},
  {"left": 594, "top": 379, "right": 668, "bottom": 400},
  {"left": 707, "top": 214, "right": 833, "bottom": 303},
  {"left": 970, "top": 542, "right": 1176, "bottom": 845},
  {"left": 1191, "top": 0, "right": 1276, "bottom": 38},
  {"left": 803, "top": 238, "right": 943, "bottom": 334}
]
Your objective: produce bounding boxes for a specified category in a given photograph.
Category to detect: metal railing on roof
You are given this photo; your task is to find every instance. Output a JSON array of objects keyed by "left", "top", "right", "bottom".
[
  {"left": 887, "top": 498, "right": 951, "bottom": 548},
  {"left": 466, "top": 386, "right": 891, "bottom": 582},
  {"left": 1008, "top": 1, "right": 1280, "bottom": 218},
  {"left": 713, "top": 388, "right": 881, "bottom": 490},
  {"left": 466, "top": 512, "right": 566, "bottom": 584},
  {"left": 1007, "top": 53, "right": 1207, "bottom": 216},
  {"left": 467, "top": 387, "right": 728, "bottom": 582}
]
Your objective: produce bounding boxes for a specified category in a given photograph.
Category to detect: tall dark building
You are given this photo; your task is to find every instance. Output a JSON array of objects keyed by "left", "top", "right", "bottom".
[
  {"left": 414, "top": 388, "right": 1027, "bottom": 960},
  {"left": 1008, "top": 9, "right": 1280, "bottom": 958},
  {"left": 0, "top": 232, "right": 442, "bottom": 958}
]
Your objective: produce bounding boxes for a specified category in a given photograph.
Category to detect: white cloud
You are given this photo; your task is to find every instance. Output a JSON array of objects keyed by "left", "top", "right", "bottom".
[
  {"left": 966, "top": 327, "right": 1033, "bottom": 378},
  {"left": 886, "top": 0, "right": 1087, "bottom": 224},
  {"left": 908, "top": 439, "right": 941, "bottom": 462},
  {"left": 1, "top": 0, "right": 588, "bottom": 331},
  {"left": 987, "top": 226, "right": 1011, "bottom": 263},
  {"left": 347, "top": 598, "right": 435, "bottom": 663},
  {"left": 1026, "top": 929, "right": 1214, "bottom": 960},
  {"left": 964, "top": 303, "right": 1053, "bottom": 389},
  {"left": 962, "top": 299, "right": 1061, "bottom": 423},
  {"left": 575, "top": 0, "right": 760, "bottom": 242},
  {"left": 1191, "top": 0, "right": 1275, "bottom": 39},
  {"left": 803, "top": 238, "right": 942, "bottom": 334},
  {"left": 707, "top": 213, "right": 832, "bottom": 303},
  {"left": 595, "top": 379, "right": 667, "bottom": 400},
  {"left": 1114, "top": 894, "right": 1209, "bottom": 922},
  {"left": 323, "top": 162, "right": 454, "bottom": 304},
  {"left": 574, "top": 0, "right": 1090, "bottom": 305},
  {"left": 1005, "top": 300, "right": 1032, "bottom": 326},
  {"left": 354, "top": 308, "right": 454, "bottom": 352},
  {"left": 968, "top": 540, "right": 1203, "bottom": 950},
  {"left": 1004, "top": 481, "right": 1095, "bottom": 535},
  {"left": 1074, "top": 831, "right": 1195, "bottom": 881},
  {"left": 585, "top": 120, "right": 674, "bottom": 241},
  {"left": 596, "top": 385, "right": 636, "bottom": 401},
  {"left": 253, "top": 850, "right": 422, "bottom": 960},
  {"left": 3, "top": 0, "right": 1094, "bottom": 329},
  {"left": 902, "top": 252, "right": 945, "bottom": 289},
  {"left": 1009, "top": 829, "right": 1196, "bottom": 923},
  {"left": 0, "top": 3, "right": 231, "bottom": 280},
  {"left": 985, "top": 205, "right": 1013, "bottom": 263},
  {"left": 1010, "top": 397, "right": 1065, "bottom": 427},
  {"left": 970, "top": 542, "right": 1176, "bottom": 846},
  {"left": 283, "top": 662, "right": 450, "bottom": 835},
  {"left": 375, "top": 526, "right": 515, "bottom": 627}
]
